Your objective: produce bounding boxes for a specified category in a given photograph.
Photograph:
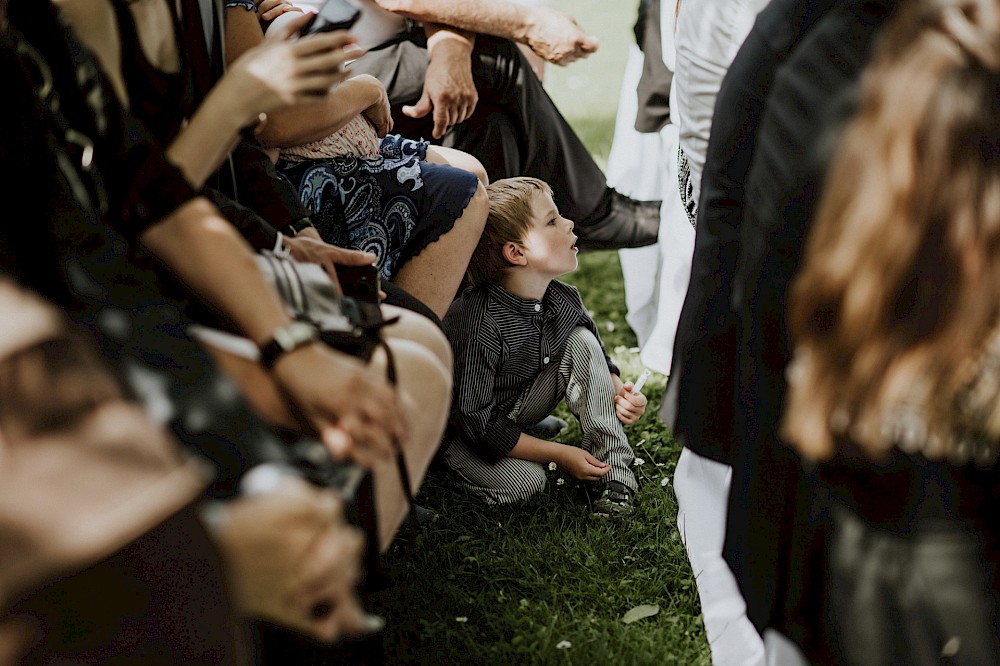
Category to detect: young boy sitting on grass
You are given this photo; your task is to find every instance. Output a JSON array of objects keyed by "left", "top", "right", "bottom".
[{"left": 442, "top": 177, "right": 646, "bottom": 516}]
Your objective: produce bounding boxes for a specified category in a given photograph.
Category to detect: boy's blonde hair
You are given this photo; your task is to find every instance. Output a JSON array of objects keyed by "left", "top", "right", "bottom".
[{"left": 467, "top": 177, "right": 553, "bottom": 288}]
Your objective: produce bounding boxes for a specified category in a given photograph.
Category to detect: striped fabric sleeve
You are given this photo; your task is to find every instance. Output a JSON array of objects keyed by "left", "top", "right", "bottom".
[{"left": 451, "top": 327, "right": 523, "bottom": 464}]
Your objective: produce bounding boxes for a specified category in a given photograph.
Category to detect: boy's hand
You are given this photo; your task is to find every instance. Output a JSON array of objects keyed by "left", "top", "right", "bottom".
[
  {"left": 556, "top": 445, "right": 611, "bottom": 482},
  {"left": 614, "top": 381, "right": 647, "bottom": 425}
]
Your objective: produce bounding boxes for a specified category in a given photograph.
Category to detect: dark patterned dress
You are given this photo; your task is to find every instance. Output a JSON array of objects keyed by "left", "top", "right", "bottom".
[{"left": 279, "top": 136, "right": 479, "bottom": 280}]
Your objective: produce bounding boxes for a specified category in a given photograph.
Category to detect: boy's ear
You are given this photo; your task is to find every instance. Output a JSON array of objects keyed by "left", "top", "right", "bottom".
[{"left": 502, "top": 241, "right": 527, "bottom": 267}]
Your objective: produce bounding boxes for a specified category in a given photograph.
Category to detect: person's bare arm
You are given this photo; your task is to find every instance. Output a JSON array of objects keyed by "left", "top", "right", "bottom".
[
  {"left": 259, "top": 75, "right": 391, "bottom": 148},
  {"left": 372, "top": 0, "right": 598, "bottom": 65},
  {"left": 225, "top": 6, "right": 386, "bottom": 148},
  {"left": 167, "top": 13, "right": 355, "bottom": 186},
  {"left": 140, "top": 198, "right": 406, "bottom": 466}
]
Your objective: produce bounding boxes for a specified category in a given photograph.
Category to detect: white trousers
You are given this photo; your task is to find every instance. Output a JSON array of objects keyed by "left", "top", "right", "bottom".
[{"left": 675, "top": 447, "right": 766, "bottom": 666}]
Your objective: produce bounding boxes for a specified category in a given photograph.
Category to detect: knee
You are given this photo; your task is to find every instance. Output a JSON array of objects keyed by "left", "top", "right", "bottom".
[
  {"left": 382, "top": 306, "right": 453, "bottom": 372},
  {"left": 467, "top": 159, "right": 489, "bottom": 187},
  {"left": 451, "top": 151, "right": 489, "bottom": 186},
  {"left": 389, "top": 339, "right": 452, "bottom": 413},
  {"left": 492, "top": 465, "right": 547, "bottom": 504},
  {"left": 565, "top": 326, "right": 605, "bottom": 360}
]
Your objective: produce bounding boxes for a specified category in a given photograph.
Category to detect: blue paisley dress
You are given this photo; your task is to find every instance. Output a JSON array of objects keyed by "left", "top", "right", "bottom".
[{"left": 278, "top": 135, "right": 478, "bottom": 280}]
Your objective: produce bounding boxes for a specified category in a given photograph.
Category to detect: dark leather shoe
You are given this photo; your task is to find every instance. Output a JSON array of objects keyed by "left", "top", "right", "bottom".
[
  {"left": 522, "top": 415, "right": 568, "bottom": 439},
  {"left": 576, "top": 188, "right": 661, "bottom": 251}
]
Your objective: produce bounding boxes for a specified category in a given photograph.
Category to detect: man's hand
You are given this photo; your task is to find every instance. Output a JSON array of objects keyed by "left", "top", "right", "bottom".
[
  {"left": 614, "top": 381, "right": 647, "bottom": 426},
  {"left": 283, "top": 228, "right": 377, "bottom": 292},
  {"left": 524, "top": 7, "right": 598, "bottom": 66},
  {"left": 403, "top": 28, "right": 478, "bottom": 140},
  {"left": 556, "top": 445, "right": 611, "bottom": 482},
  {"left": 210, "top": 475, "right": 373, "bottom": 642},
  {"left": 269, "top": 343, "right": 407, "bottom": 468}
]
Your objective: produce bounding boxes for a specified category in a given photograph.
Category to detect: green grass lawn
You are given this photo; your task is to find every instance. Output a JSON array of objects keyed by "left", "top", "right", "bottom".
[{"left": 369, "top": 4, "right": 711, "bottom": 663}]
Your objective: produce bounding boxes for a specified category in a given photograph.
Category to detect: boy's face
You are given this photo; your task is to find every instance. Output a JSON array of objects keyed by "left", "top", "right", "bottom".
[{"left": 518, "top": 190, "right": 579, "bottom": 279}]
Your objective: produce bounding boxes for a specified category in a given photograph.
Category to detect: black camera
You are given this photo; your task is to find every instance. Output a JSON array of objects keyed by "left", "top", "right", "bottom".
[
  {"left": 300, "top": 0, "right": 362, "bottom": 35},
  {"left": 337, "top": 263, "right": 381, "bottom": 304}
]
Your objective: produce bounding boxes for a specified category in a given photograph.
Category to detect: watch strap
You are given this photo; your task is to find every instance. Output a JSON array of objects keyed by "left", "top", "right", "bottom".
[{"left": 259, "top": 321, "right": 320, "bottom": 369}]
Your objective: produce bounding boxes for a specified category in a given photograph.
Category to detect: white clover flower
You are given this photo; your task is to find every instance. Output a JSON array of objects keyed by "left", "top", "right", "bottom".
[
  {"left": 547, "top": 461, "right": 557, "bottom": 471},
  {"left": 455, "top": 617, "right": 468, "bottom": 623},
  {"left": 661, "top": 477, "right": 671, "bottom": 487},
  {"left": 556, "top": 478, "right": 565, "bottom": 486},
  {"left": 633, "top": 457, "right": 645, "bottom": 466},
  {"left": 556, "top": 641, "right": 572, "bottom": 650}
]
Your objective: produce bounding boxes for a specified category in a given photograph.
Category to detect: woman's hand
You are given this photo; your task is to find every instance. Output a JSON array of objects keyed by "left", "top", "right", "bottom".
[
  {"left": 222, "top": 14, "right": 357, "bottom": 125},
  {"left": 257, "top": 0, "right": 302, "bottom": 23},
  {"left": 269, "top": 343, "right": 407, "bottom": 468},
  {"left": 283, "top": 228, "right": 377, "bottom": 292},
  {"left": 208, "top": 475, "right": 374, "bottom": 642}
]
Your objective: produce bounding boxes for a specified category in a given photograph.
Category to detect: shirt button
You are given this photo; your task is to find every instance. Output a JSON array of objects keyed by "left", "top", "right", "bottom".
[
  {"left": 534, "top": 303, "right": 541, "bottom": 312},
  {"left": 543, "top": 356, "right": 550, "bottom": 364}
]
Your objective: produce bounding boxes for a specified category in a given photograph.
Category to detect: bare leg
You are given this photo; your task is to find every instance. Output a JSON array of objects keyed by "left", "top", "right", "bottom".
[
  {"left": 366, "top": 339, "right": 451, "bottom": 552},
  {"left": 380, "top": 304, "right": 453, "bottom": 372},
  {"left": 393, "top": 181, "right": 489, "bottom": 319},
  {"left": 425, "top": 146, "right": 489, "bottom": 186}
]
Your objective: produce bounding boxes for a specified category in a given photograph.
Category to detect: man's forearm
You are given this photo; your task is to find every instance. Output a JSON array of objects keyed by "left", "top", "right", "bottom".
[{"left": 374, "top": 0, "right": 532, "bottom": 43}]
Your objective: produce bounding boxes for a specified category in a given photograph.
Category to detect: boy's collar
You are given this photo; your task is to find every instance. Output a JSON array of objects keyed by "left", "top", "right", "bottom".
[{"left": 488, "top": 282, "right": 555, "bottom": 316}]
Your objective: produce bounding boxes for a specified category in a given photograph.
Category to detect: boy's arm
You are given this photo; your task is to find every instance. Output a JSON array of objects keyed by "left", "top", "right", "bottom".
[
  {"left": 508, "top": 434, "right": 609, "bottom": 481},
  {"left": 449, "top": 328, "right": 523, "bottom": 463}
]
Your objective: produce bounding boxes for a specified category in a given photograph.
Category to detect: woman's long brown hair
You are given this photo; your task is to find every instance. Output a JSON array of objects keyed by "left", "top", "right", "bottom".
[{"left": 783, "top": 0, "right": 1000, "bottom": 461}]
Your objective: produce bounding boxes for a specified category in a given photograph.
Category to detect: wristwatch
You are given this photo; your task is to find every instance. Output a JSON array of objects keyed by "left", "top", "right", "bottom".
[{"left": 259, "top": 320, "right": 321, "bottom": 369}]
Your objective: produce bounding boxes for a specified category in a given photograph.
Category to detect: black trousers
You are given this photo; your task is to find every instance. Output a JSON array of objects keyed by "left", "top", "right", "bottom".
[{"left": 351, "top": 32, "right": 608, "bottom": 223}]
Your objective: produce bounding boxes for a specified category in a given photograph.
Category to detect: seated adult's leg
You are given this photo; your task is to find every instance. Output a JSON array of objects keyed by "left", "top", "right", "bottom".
[
  {"left": 367, "top": 337, "right": 451, "bottom": 552},
  {"left": 381, "top": 304, "right": 452, "bottom": 371},
  {"left": 425, "top": 146, "right": 489, "bottom": 186},
  {"left": 463, "top": 38, "right": 659, "bottom": 249},
  {"left": 392, "top": 174, "right": 489, "bottom": 320}
]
